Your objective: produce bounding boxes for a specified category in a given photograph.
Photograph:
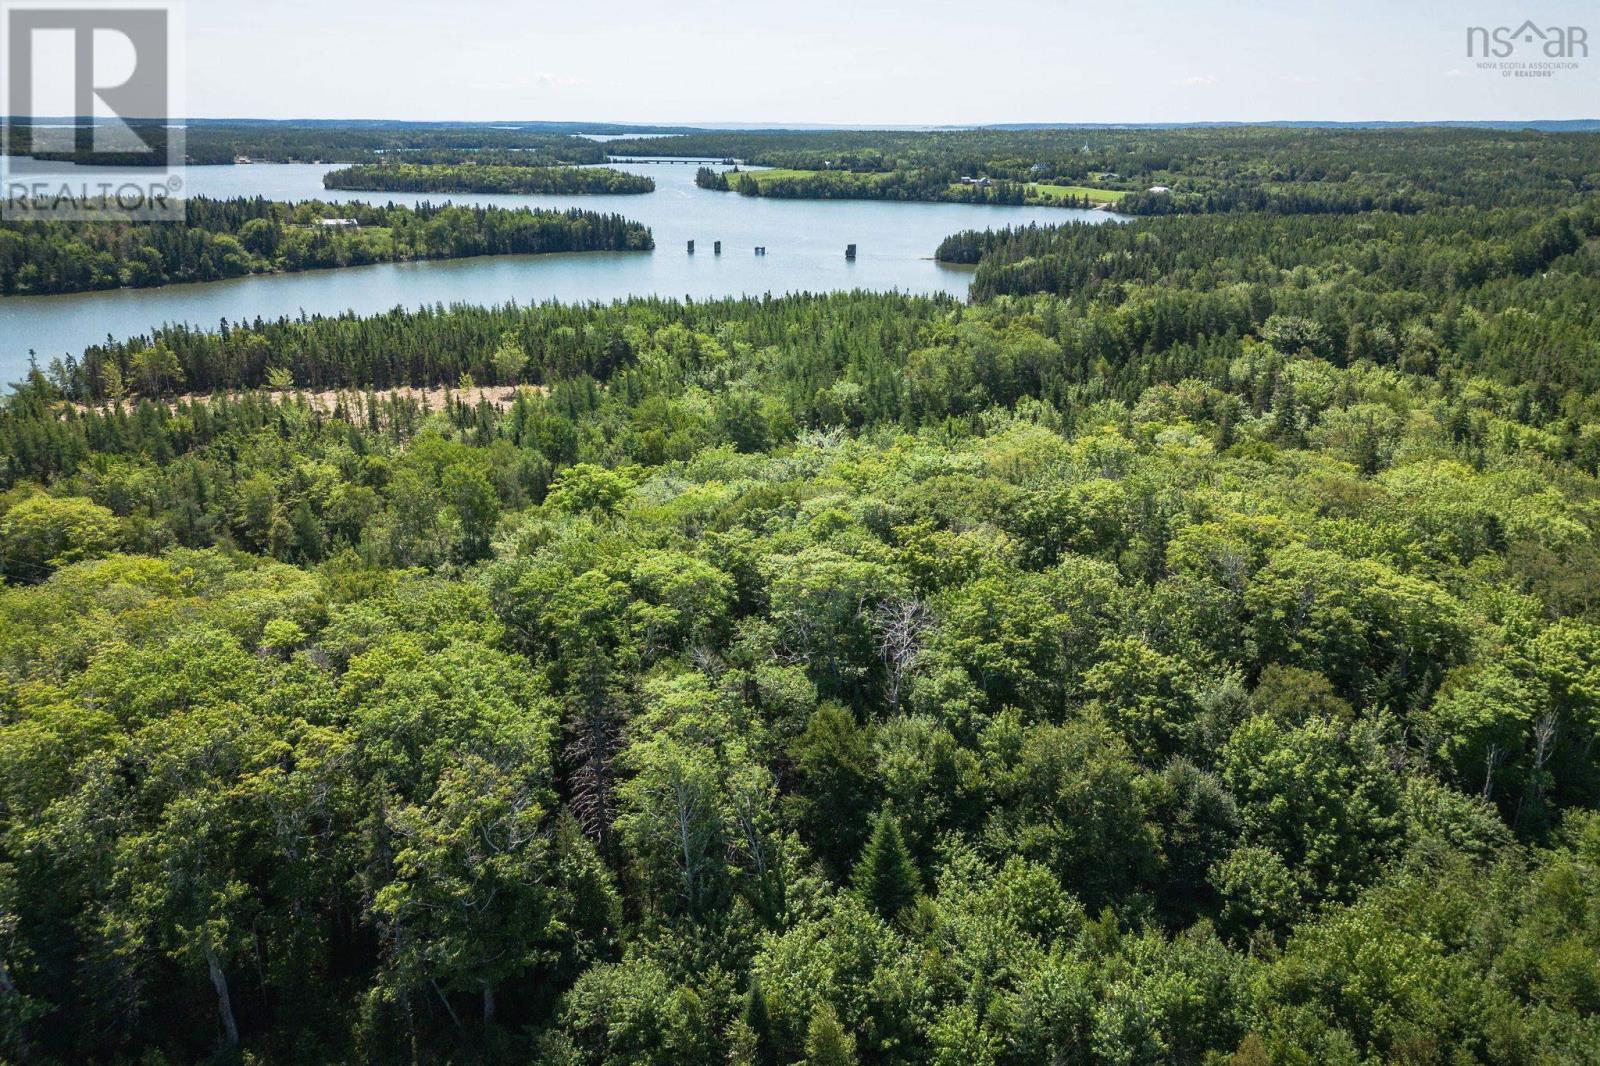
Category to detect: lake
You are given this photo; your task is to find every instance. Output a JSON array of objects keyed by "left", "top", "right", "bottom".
[{"left": 0, "top": 160, "right": 1112, "bottom": 379}]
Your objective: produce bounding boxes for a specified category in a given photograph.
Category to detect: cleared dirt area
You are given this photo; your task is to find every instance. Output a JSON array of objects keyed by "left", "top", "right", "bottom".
[{"left": 77, "top": 383, "right": 545, "bottom": 415}]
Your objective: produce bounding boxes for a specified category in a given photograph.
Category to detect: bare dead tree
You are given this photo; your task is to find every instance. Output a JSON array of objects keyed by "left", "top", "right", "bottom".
[
  {"left": 1532, "top": 710, "right": 1559, "bottom": 774},
  {"left": 873, "top": 596, "right": 932, "bottom": 713},
  {"left": 566, "top": 715, "right": 620, "bottom": 850},
  {"left": 564, "top": 662, "right": 625, "bottom": 850},
  {"left": 1482, "top": 744, "right": 1505, "bottom": 803},
  {"left": 1515, "top": 709, "right": 1560, "bottom": 829},
  {"left": 690, "top": 643, "right": 725, "bottom": 678},
  {"left": 725, "top": 770, "right": 784, "bottom": 922}
]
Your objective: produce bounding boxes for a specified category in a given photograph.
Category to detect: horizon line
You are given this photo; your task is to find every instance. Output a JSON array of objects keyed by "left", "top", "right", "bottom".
[{"left": 10, "top": 116, "right": 1600, "bottom": 130}]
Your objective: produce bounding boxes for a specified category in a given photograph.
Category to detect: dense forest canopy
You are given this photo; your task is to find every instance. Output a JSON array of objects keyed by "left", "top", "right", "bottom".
[
  {"left": 324, "top": 164, "right": 656, "bottom": 195},
  {"left": 695, "top": 166, "right": 1106, "bottom": 209},
  {"left": 649, "top": 127, "right": 1600, "bottom": 214},
  {"left": 2, "top": 122, "right": 623, "bottom": 167},
  {"left": 2, "top": 126, "right": 1600, "bottom": 1065},
  {"left": 935, "top": 202, "right": 1600, "bottom": 394},
  {"left": 0, "top": 198, "right": 653, "bottom": 296}
]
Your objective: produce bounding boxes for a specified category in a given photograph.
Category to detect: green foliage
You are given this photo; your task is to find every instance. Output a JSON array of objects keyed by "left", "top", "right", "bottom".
[
  {"left": 637, "top": 125, "right": 1600, "bottom": 214},
  {"left": 0, "top": 492, "right": 120, "bottom": 579},
  {"left": 6, "top": 128, "right": 1600, "bottom": 1065},
  {"left": 851, "top": 810, "right": 919, "bottom": 920},
  {"left": 788, "top": 704, "right": 876, "bottom": 878},
  {"left": 1221, "top": 713, "right": 1402, "bottom": 903},
  {"left": 491, "top": 331, "right": 528, "bottom": 386},
  {"left": 6, "top": 118, "right": 619, "bottom": 165},
  {"left": 324, "top": 162, "right": 655, "bottom": 195},
  {"left": 0, "top": 197, "right": 652, "bottom": 296},
  {"left": 805, "top": 1000, "right": 858, "bottom": 1065}
]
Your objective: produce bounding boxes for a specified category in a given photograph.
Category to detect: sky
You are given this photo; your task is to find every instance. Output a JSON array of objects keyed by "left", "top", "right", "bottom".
[{"left": 178, "top": 0, "right": 1598, "bottom": 124}]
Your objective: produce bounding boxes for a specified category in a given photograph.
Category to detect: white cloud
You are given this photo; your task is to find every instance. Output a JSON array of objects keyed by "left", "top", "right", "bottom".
[{"left": 1178, "top": 75, "right": 1218, "bottom": 88}]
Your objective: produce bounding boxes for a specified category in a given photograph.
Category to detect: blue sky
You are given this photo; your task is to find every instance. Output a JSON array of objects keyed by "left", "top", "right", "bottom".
[{"left": 186, "top": 0, "right": 1599, "bottom": 123}]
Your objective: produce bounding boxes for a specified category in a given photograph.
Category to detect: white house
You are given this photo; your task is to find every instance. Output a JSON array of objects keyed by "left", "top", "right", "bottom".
[
  {"left": 315, "top": 218, "right": 360, "bottom": 228},
  {"left": 1147, "top": 185, "right": 1171, "bottom": 194}
]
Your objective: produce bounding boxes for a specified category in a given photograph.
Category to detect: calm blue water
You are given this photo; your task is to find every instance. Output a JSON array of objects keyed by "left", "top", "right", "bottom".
[{"left": 0, "top": 159, "right": 1111, "bottom": 377}]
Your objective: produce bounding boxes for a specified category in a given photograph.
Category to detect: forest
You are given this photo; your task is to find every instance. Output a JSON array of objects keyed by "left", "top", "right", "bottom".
[
  {"left": 324, "top": 164, "right": 656, "bottom": 196},
  {"left": 693, "top": 167, "right": 1102, "bottom": 209},
  {"left": 2, "top": 126, "right": 1600, "bottom": 1065},
  {"left": 657, "top": 127, "right": 1600, "bottom": 213},
  {"left": 0, "top": 198, "right": 653, "bottom": 296},
  {"left": 2, "top": 122, "right": 628, "bottom": 167}
]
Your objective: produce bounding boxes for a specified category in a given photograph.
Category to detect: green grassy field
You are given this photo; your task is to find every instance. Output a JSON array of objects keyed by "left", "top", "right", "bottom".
[
  {"left": 724, "top": 167, "right": 849, "bottom": 186},
  {"left": 1025, "top": 183, "right": 1127, "bottom": 204}
]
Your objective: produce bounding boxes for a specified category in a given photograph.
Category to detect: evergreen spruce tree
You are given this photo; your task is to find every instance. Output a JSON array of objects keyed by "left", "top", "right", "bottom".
[
  {"left": 851, "top": 810, "right": 919, "bottom": 920},
  {"left": 743, "top": 978, "right": 776, "bottom": 1066}
]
